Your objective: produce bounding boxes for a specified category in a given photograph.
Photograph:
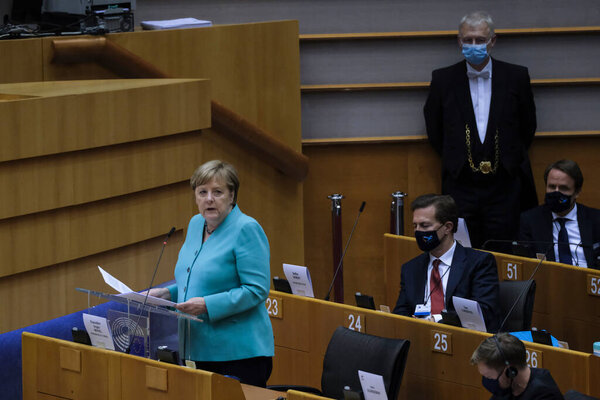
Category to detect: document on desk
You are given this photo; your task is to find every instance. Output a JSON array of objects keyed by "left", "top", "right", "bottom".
[
  {"left": 283, "top": 263, "right": 315, "bottom": 298},
  {"left": 98, "top": 266, "right": 176, "bottom": 307},
  {"left": 452, "top": 296, "right": 487, "bottom": 332},
  {"left": 358, "top": 370, "right": 388, "bottom": 400}
]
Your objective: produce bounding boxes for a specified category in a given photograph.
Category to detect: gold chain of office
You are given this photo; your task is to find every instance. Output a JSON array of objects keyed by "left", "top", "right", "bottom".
[{"left": 465, "top": 124, "right": 499, "bottom": 175}]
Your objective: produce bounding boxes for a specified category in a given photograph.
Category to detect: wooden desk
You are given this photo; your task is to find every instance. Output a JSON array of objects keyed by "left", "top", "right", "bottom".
[
  {"left": 383, "top": 234, "right": 600, "bottom": 353},
  {"left": 267, "top": 291, "right": 597, "bottom": 400},
  {"left": 22, "top": 332, "right": 321, "bottom": 400}
]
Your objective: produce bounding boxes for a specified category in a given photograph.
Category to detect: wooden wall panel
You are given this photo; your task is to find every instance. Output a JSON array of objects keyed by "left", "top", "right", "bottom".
[
  {"left": 0, "top": 39, "right": 44, "bottom": 84},
  {"left": 0, "top": 79, "right": 209, "bottom": 162},
  {"left": 0, "top": 132, "right": 203, "bottom": 219},
  {"left": 302, "top": 141, "right": 439, "bottom": 305},
  {"left": 0, "top": 21, "right": 303, "bottom": 333},
  {"left": 0, "top": 232, "right": 185, "bottom": 333},
  {"left": 303, "top": 135, "right": 600, "bottom": 306},
  {"left": 43, "top": 22, "right": 302, "bottom": 151}
]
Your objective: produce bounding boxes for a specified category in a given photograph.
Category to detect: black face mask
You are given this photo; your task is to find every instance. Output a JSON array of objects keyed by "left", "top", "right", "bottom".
[
  {"left": 482, "top": 371, "right": 511, "bottom": 396},
  {"left": 415, "top": 226, "right": 443, "bottom": 252},
  {"left": 545, "top": 191, "right": 572, "bottom": 213}
]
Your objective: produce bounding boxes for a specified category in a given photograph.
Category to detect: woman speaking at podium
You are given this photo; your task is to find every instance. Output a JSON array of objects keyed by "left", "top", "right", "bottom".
[{"left": 149, "top": 160, "right": 274, "bottom": 387}]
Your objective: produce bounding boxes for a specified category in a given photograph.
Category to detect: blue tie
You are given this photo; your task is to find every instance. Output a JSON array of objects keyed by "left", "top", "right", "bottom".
[{"left": 556, "top": 218, "right": 572, "bottom": 265}]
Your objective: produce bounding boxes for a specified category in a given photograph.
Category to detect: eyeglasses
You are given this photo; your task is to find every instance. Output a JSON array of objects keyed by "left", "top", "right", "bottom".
[{"left": 459, "top": 37, "right": 491, "bottom": 45}]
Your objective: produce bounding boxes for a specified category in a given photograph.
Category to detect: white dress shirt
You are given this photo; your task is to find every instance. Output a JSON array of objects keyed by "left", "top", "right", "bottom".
[
  {"left": 467, "top": 61, "right": 492, "bottom": 144},
  {"left": 552, "top": 203, "right": 587, "bottom": 267}
]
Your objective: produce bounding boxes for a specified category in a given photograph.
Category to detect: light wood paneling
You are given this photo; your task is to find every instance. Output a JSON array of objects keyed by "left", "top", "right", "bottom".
[
  {"left": 0, "top": 79, "right": 210, "bottom": 162},
  {"left": 268, "top": 291, "right": 595, "bottom": 399},
  {"left": 302, "top": 141, "right": 439, "bottom": 305},
  {"left": 0, "top": 132, "right": 203, "bottom": 219},
  {"left": 0, "top": 39, "right": 44, "bottom": 84},
  {"left": 0, "top": 232, "right": 185, "bottom": 333}
]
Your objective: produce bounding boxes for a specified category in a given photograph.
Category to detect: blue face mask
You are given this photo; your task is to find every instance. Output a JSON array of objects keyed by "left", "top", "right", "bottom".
[{"left": 462, "top": 43, "right": 489, "bottom": 65}]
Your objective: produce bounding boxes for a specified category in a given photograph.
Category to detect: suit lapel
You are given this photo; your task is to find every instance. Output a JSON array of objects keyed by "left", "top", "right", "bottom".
[
  {"left": 486, "top": 58, "right": 506, "bottom": 144},
  {"left": 577, "top": 205, "right": 594, "bottom": 265},
  {"left": 445, "top": 243, "right": 466, "bottom": 304}
]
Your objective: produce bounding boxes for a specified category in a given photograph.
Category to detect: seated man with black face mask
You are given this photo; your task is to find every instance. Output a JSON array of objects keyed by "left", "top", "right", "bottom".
[
  {"left": 471, "top": 333, "right": 564, "bottom": 400},
  {"left": 519, "top": 159, "right": 600, "bottom": 268},
  {"left": 392, "top": 194, "right": 501, "bottom": 332}
]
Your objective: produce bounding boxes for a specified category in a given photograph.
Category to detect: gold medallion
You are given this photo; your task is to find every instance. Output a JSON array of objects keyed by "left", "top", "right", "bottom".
[{"left": 479, "top": 161, "right": 492, "bottom": 174}]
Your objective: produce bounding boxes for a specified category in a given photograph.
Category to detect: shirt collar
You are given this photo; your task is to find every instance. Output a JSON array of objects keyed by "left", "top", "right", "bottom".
[
  {"left": 430, "top": 240, "right": 457, "bottom": 267},
  {"left": 466, "top": 58, "right": 492, "bottom": 78}
]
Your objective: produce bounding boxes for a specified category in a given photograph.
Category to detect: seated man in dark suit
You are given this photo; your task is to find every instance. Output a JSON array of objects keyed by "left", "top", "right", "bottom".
[
  {"left": 519, "top": 159, "right": 600, "bottom": 268},
  {"left": 393, "top": 194, "right": 500, "bottom": 332}
]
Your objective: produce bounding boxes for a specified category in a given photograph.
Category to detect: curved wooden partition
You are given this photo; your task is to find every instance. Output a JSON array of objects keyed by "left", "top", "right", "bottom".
[
  {"left": 51, "top": 36, "right": 309, "bottom": 182},
  {"left": 0, "top": 21, "right": 304, "bottom": 333}
]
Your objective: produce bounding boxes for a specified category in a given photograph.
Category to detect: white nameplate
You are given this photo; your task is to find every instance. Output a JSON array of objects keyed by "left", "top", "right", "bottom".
[
  {"left": 82, "top": 313, "right": 115, "bottom": 350},
  {"left": 283, "top": 263, "right": 315, "bottom": 298},
  {"left": 358, "top": 370, "right": 388, "bottom": 400}
]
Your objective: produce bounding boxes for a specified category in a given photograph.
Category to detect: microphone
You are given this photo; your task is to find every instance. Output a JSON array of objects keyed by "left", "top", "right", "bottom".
[
  {"left": 496, "top": 242, "right": 554, "bottom": 333},
  {"left": 125, "top": 227, "right": 176, "bottom": 354},
  {"left": 324, "top": 202, "right": 366, "bottom": 301}
]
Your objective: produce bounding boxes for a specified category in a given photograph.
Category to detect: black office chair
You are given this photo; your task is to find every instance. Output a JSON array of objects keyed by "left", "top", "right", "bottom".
[
  {"left": 498, "top": 280, "right": 536, "bottom": 332},
  {"left": 269, "top": 326, "right": 410, "bottom": 400}
]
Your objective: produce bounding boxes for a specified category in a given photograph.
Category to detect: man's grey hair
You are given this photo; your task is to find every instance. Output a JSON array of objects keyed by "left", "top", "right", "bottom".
[{"left": 459, "top": 11, "right": 495, "bottom": 37}]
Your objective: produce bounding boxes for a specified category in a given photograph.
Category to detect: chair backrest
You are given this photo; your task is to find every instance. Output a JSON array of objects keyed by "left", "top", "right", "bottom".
[
  {"left": 320, "top": 326, "right": 410, "bottom": 400},
  {"left": 498, "top": 280, "right": 536, "bottom": 332}
]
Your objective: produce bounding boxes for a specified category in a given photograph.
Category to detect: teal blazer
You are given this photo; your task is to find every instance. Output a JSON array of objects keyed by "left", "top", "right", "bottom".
[{"left": 167, "top": 205, "right": 274, "bottom": 361}]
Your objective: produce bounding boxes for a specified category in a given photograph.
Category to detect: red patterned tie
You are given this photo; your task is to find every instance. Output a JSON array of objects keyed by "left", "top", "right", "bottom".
[{"left": 430, "top": 259, "right": 445, "bottom": 314}]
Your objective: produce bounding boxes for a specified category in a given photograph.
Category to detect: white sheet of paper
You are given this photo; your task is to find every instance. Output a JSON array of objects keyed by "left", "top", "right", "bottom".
[
  {"left": 452, "top": 295, "right": 487, "bottom": 332},
  {"left": 83, "top": 313, "right": 115, "bottom": 350},
  {"left": 358, "top": 370, "right": 388, "bottom": 400},
  {"left": 455, "top": 218, "right": 472, "bottom": 248},
  {"left": 99, "top": 265, "right": 133, "bottom": 293},
  {"left": 282, "top": 263, "right": 314, "bottom": 298},
  {"left": 98, "top": 265, "right": 176, "bottom": 307}
]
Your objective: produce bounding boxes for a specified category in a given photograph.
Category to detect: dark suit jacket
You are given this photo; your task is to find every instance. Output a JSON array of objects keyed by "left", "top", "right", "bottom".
[
  {"left": 518, "top": 203, "right": 600, "bottom": 269},
  {"left": 423, "top": 58, "right": 537, "bottom": 210},
  {"left": 392, "top": 242, "right": 501, "bottom": 332}
]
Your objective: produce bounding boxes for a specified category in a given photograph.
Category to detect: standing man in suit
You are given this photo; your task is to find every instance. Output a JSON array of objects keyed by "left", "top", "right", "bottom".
[
  {"left": 393, "top": 194, "right": 500, "bottom": 332},
  {"left": 519, "top": 159, "right": 600, "bottom": 268},
  {"left": 424, "top": 11, "right": 537, "bottom": 250}
]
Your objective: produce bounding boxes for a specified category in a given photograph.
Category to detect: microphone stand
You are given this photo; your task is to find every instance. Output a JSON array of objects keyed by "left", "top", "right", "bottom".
[
  {"left": 324, "top": 202, "right": 366, "bottom": 302},
  {"left": 125, "top": 227, "right": 176, "bottom": 354}
]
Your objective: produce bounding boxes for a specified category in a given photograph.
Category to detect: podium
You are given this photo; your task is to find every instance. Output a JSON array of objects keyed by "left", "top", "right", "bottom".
[{"left": 76, "top": 288, "right": 201, "bottom": 362}]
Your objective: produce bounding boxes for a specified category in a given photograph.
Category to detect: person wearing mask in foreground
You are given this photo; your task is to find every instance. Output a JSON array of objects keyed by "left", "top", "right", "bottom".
[{"left": 471, "top": 333, "right": 564, "bottom": 399}]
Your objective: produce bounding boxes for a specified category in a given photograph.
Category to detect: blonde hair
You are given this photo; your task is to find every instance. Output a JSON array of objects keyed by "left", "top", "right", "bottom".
[{"left": 190, "top": 160, "right": 239, "bottom": 204}]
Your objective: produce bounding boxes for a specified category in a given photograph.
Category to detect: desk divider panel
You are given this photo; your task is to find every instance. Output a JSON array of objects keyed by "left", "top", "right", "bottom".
[{"left": 268, "top": 291, "right": 595, "bottom": 399}]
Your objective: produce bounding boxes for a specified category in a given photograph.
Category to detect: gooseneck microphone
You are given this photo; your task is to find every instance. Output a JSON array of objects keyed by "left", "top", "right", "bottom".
[
  {"left": 324, "top": 202, "right": 366, "bottom": 301},
  {"left": 125, "top": 227, "right": 176, "bottom": 354}
]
